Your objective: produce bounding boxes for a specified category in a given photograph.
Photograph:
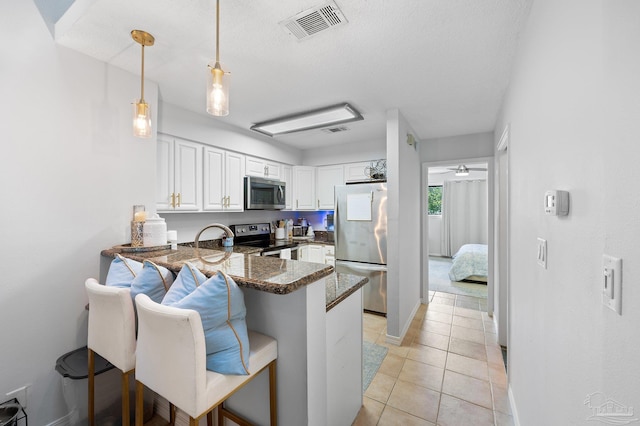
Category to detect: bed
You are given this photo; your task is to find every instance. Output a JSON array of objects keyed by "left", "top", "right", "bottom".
[{"left": 448, "top": 244, "right": 488, "bottom": 283}]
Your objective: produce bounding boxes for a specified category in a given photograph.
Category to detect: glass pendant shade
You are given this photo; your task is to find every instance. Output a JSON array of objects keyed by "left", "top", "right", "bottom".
[
  {"left": 133, "top": 100, "right": 152, "bottom": 138},
  {"left": 207, "top": 62, "right": 229, "bottom": 116}
]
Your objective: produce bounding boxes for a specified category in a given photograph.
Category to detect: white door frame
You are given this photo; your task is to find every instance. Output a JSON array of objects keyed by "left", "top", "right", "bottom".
[
  {"left": 496, "top": 124, "right": 510, "bottom": 349},
  {"left": 421, "top": 156, "right": 495, "bottom": 314}
]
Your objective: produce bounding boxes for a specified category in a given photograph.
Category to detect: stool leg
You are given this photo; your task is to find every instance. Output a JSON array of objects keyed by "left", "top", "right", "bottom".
[
  {"left": 135, "top": 380, "right": 144, "bottom": 426},
  {"left": 122, "top": 370, "right": 131, "bottom": 426},
  {"left": 170, "top": 403, "right": 176, "bottom": 425},
  {"left": 269, "top": 360, "right": 277, "bottom": 426},
  {"left": 206, "top": 411, "right": 213, "bottom": 426},
  {"left": 218, "top": 404, "right": 224, "bottom": 426},
  {"left": 88, "top": 349, "right": 95, "bottom": 426}
]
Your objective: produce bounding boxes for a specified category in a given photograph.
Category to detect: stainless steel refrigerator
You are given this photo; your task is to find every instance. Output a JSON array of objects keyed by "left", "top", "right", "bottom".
[{"left": 335, "top": 182, "right": 387, "bottom": 315}]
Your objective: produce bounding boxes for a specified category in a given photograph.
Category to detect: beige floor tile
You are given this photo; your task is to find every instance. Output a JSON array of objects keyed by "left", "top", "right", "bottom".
[
  {"left": 352, "top": 396, "right": 385, "bottom": 426},
  {"left": 491, "top": 382, "right": 512, "bottom": 415},
  {"left": 426, "top": 303, "right": 454, "bottom": 314},
  {"left": 386, "top": 380, "right": 440, "bottom": 423},
  {"left": 364, "top": 372, "right": 397, "bottom": 404},
  {"left": 485, "top": 332, "right": 499, "bottom": 346},
  {"left": 431, "top": 296, "right": 455, "bottom": 306},
  {"left": 364, "top": 329, "right": 380, "bottom": 343},
  {"left": 450, "top": 325, "right": 486, "bottom": 344},
  {"left": 453, "top": 306, "right": 483, "bottom": 319},
  {"left": 488, "top": 362, "right": 508, "bottom": 387},
  {"left": 445, "top": 353, "right": 489, "bottom": 381},
  {"left": 414, "top": 331, "right": 450, "bottom": 351},
  {"left": 486, "top": 344, "right": 505, "bottom": 366},
  {"left": 398, "top": 359, "right": 445, "bottom": 392},
  {"left": 437, "top": 393, "right": 494, "bottom": 426},
  {"left": 483, "top": 319, "right": 496, "bottom": 333},
  {"left": 425, "top": 310, "right": 453, "bottom": 324},
  {"left": 407, "top": 344, "right": 448, "bottom": 368},
  {"left": 434, "top": 291, "right": 456, "bottom": 299},
  {"left": 377, "top": 340, "right": 411, "bottom": 358},
  {"left": 452, "top": 315, "right": 484, "bottom": 331},
  {"left": 448, "top": 337, "right": 487, "bottom": 361},
  {"left": 377, "top": 405, "right": 436, "bottom": 426},
  {"left": 420, "top": 319, "right": 452, "bottom": 336},
  {"left": 378, "top": 353, "right": 406, "bottom": 378},
  {"left": 494, "top": 410, "right": 515, "bottom": 426},
  {"left": 442, "top": 370, "right": 493, "bottom": 409}
]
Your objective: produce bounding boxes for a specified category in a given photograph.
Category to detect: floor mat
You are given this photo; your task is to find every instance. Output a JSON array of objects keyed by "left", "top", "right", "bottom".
[{"left": 363, "top": 341, "right": 388, "bottom": 392}]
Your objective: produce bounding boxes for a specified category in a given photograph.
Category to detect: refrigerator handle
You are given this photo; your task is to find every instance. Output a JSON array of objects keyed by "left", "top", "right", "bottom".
[{"left": 337, "top": 261, "right": 387, "bottom": 272}]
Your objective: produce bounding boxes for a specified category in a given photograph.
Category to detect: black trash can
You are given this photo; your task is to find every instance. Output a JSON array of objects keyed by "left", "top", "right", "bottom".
[{"left": 55, "top": 347, "right": 153, "bottom": 426}]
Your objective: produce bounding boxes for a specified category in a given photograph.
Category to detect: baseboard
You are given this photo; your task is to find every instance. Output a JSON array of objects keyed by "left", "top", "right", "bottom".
[
  {"left": 508, "top": 384, "right": 521, "bottom": 426},
  {"left": 44, "top": 411, "right": 74, "bottom": 426},
  {"left": 385, "top": 299, "right": 421, "bottom": 346}
]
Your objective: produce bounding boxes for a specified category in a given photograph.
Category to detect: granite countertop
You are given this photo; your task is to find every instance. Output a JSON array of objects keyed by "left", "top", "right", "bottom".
[{"left": 102, "top": 234, "right": 366, "bottom": 310}]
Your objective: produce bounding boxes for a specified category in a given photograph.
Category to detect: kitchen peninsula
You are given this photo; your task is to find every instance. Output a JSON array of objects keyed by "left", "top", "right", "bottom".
[{"left": 100, "top": 244, "right": 368, "bottom": 426}]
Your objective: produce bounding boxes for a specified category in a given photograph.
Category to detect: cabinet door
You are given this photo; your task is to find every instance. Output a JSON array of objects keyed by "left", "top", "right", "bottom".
[
  {"left": 316, "top": 165, "right": 344, "bottom": 210},
  {"left": 156, "top": 136, "right": 175, "bottom": 211},
  {"left": 265, "top": 161, "right": 281, "bottom": 180},
  {"left": 174, "top": 139, "right": 202, "bottom": 211},
  {"left": 282, "top": 165, "right": 293, "bottom": 210},
  {"left": 245, "top": 156, "right": 266, "bottom": 177},
  {"left": 308, "top": 245, "right": 325, "bottom": 264},
  {"left": 344, "top": 161, "right": 371, "bottom": 182},
  {"left": 203, "top": 146, "right": 225, "bottom": 211},
  {"left": 293, "top": 166, "right": 316, "bottom": 210},
  {"left": 225, "top": 151, "right": 245, "bottom": 211},
  {"left": 298, "top": 245, "right": 309, "bottom": 261}
]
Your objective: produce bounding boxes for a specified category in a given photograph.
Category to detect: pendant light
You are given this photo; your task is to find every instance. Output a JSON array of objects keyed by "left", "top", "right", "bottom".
[
  {"left": 206, "top": 0, "right": 229, "bottom": 116},
  {"left": 131, "top": 30, "right": 154, "bottom": 138}
]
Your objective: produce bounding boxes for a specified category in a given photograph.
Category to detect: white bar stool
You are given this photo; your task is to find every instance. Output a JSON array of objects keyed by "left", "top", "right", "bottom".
[
  {"left": 134, "top": 293, "right": 278, "bottom": 426},
  {"left": 85, "top": 278, "right": 137, "bottom": 426}
]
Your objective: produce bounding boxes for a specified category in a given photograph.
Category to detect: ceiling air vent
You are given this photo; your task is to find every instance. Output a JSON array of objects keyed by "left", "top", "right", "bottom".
[
  {"left": 321, "top": 126, "right": 349, "bottom": 134},
  {"left": 279, "top": 1, "right": 348, "bottom": 41}
]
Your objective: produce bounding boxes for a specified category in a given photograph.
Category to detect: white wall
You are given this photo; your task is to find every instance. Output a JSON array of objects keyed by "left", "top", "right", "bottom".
[
  {"left": 301, "top": 138, "right": 386, "bottom": 166},
  {"left": 497, "top": 0, "right": 640, "bottom": 424},
  {"left": 385, "top": 110, "right": 422, "bottom": 341},
  {"left": 420, "top": 132, "right": 494, "bottom": 163},
  {"left": 1, "top": 2, "right": 159, "bottom": 423}
]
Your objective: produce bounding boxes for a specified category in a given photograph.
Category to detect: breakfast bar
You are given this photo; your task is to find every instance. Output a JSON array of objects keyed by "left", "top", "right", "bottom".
[{"left": 100, "top": 245, "right": 368, "bottom": 426}]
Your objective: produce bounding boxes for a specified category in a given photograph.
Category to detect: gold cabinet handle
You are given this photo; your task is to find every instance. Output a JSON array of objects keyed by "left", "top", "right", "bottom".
[
  {"left": 225, "top": 196, "right": 229, "bottom": 208},
  {"left": 176, "top": 193, "right": 181, "bottom": 207},
  {"left": 171, "top": 193, "right": 176, "bottom": 208}
]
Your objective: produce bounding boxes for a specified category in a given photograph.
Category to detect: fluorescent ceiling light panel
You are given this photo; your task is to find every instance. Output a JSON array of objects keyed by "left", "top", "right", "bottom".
[{"left": 250, "top": 103, "right": 363, "bottom": 136}]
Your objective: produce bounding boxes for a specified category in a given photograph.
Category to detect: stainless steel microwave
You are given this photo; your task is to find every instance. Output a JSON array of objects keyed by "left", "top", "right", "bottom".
[{"left": 244, "top": 176, "right": 286, "bottom": 210}]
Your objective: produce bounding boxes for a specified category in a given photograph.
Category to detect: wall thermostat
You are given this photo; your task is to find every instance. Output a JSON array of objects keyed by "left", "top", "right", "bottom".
[{"left": 544, "top": 190, "right": 569, "bottom": 216}]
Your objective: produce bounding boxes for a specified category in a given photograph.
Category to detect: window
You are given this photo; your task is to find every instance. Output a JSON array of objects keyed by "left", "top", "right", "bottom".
[{"left": 428, "top": 185, "right": 443, "bottom": 215}]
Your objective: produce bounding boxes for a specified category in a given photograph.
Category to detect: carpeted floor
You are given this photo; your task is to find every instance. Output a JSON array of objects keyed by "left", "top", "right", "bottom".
[
  {"left": 429, "top": 256, "right": 488, "bottom": 298},
  {"left": 363, "top": 341, "right": 388, "bottom": 392}
]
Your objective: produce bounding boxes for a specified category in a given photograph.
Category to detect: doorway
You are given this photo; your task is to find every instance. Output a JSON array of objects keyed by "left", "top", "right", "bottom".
[{"left": 422, "top": 160, "right": 494, "bottom": 315}]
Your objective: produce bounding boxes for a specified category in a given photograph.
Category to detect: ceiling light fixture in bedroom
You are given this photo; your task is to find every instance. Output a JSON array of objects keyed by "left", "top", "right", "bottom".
[{"left": 455, "top": 165, "right": 469, "bottom": 176}]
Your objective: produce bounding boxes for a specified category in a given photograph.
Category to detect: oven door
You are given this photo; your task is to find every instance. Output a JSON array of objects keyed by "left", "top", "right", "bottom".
[{"left": 262, "top": 246, "right": 299, "bottom": 260}]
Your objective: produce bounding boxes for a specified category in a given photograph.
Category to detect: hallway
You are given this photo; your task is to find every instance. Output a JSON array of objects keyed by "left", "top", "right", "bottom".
[{"left": 354, "top": 292, "right": 512, "bottom": 425}]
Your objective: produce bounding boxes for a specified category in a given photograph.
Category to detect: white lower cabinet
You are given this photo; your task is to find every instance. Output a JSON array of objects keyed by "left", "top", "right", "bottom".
[
  {"left": 203, "top": 147, "right": 245, "bottom": 211},
  {"left": 157, "top": 135, "right": 203, "bottom": 212},
  {"left": 299, "top": 244, "right": 334, "bottom": 265}
]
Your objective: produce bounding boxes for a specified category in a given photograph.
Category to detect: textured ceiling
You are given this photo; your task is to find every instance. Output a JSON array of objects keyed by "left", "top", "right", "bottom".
[{"left": 53, "top": 0, "right": 531, "bottom": 150}]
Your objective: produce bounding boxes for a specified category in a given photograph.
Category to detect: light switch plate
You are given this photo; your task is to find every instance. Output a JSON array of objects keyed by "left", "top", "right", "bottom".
[
  {"left": 603, "top": 255, "right": 622, "bottom": 315},
  {"left": 537, "top": 238, "right": 547, "bottom": 269}
]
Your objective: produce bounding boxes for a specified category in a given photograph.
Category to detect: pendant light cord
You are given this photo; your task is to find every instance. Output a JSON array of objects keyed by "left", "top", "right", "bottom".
[
  {"left": 140, "top": 44, "right": 145, "bottom": 102},
  {"left": 215, "top": 0, "right": 220, "bottom": 64}
]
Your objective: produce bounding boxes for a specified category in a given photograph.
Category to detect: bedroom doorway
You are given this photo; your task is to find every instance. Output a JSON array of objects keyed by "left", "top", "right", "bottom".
[{"left": 424, "top": 161, "right": 491, "bottom": 312}]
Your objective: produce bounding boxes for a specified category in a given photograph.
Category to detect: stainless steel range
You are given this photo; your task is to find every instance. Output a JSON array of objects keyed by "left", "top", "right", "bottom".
[{"left": 230, "top": 222, "right": 299, "bottom": 259}]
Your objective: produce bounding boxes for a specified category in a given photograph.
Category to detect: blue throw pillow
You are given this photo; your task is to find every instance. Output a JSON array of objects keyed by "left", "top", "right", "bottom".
[
  {"left": 162, "top": 263, "right": 208, "bottom": 306},
  {"left": 105, "top": 254, "right": 143, "bottom": 288},
  {"left": 164, "top": 271, "right": 250, "bottom": 375},
  {"left": 130, "top": 260, "right": 174, "bottom": 304}
]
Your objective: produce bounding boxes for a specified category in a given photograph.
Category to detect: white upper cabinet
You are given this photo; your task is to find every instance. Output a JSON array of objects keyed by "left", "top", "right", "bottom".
[
  {"left": 344, "top": 161, "right": 372, "bottom": 182},
  {"left": 203, "top": 147, "right": 245, "bottom": 212},
  {"left": 157, "top": 135, "right": 202, "bottom": 212},
  {"left": 316, "top": 165, "right": 344, "bottom": 210},
  {"left": 293, "top": 166, "right": 316, "bottom": 210},
  {"left": 282, "top": 164, "right": 293, "bottom": 210},
  {"left": 246, "top": 155, "right": 282, "bottom": 180}
]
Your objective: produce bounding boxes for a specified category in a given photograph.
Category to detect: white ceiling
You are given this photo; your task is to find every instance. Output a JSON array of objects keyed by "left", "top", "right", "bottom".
[{"left": 52, "top": 0, "right": 531, "bottom": 150}]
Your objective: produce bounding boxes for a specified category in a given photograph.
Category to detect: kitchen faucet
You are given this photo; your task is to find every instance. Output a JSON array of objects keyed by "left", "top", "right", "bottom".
[{"left": 194, "top": 223, "right": 235, "bottom": 249}]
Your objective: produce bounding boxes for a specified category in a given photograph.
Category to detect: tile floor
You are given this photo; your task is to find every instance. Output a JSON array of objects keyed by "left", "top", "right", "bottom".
[{"left": 353, "top": 291, "right": 513, "bottom": 426}]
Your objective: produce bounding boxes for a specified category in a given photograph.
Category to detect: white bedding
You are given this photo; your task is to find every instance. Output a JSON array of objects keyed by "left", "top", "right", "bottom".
[{"left": 448, "top": 244, "right": 488, "bottom": 282}]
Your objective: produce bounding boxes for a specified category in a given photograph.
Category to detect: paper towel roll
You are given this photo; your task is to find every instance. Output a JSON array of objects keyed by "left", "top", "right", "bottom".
[{"left": 279, "top": 248, "right": 291, "bottom": 259}]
